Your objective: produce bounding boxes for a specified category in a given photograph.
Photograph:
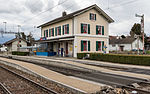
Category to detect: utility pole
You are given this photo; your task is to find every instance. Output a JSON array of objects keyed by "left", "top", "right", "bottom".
[
  {"left": 135, "top": 14, "right": 144, "bottom": 54},
  {"left": 3, "top": 22, "right": 7, "bottom": 32}
]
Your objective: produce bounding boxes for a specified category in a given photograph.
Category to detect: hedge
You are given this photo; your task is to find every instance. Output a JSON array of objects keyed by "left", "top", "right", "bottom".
[
  {"left": 77, "top": 53, "right": 150, "bottom": 66},
  {"left": 12, "top": 51, "right": 29, "bottom": 56}
]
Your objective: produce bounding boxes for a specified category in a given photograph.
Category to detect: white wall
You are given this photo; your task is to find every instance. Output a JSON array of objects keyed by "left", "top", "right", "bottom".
[
  {"left": 109, "top": 39, "right": 143, "bottom": 51},
  {"left": 12, "top": 40, "right": 27, "bottom": 51},
  {"left": 132, "top": 39, "right": 143, "bottom": 50}
]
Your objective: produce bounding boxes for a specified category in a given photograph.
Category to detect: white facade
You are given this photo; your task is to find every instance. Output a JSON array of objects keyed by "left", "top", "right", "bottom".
[
  {"left": 109, "top": 39, "right": 143, "bottom": 51},
  {"left": 0, "top": 46, "right": 7, "bottom": 51}
]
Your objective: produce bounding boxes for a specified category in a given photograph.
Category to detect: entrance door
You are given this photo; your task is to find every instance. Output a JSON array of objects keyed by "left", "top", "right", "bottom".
[
  {"left": 66, "top": 42, "right": 68, "bottom": 55},
  {"left": 120, "top": 46, "right": 124, "bottom": 51},
  {"left": 58, "top": 43, "right": 60, "bottom": 56}
]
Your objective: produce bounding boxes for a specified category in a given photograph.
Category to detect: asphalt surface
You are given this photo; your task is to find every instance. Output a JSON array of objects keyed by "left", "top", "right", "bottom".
[
  {"left": 21, "top": 61, "right": 147, "bottom": 87},
  {"left": 39, "top": 56, "right": 150, "bottom": 75}
]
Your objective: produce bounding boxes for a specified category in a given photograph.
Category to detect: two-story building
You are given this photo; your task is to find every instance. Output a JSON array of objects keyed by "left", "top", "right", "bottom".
[{"left": 37, "top": 4, "right": 114, "bottom": 57}]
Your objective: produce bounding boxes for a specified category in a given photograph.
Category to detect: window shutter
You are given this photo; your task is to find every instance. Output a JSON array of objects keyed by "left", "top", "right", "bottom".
[
  {"left": 90, "top": 13, "right": 91, "bottom": 20},
  {"left": 96, "top": 41, "right": 98, "bottom": 51},
  {"left": 102, "top": 26, "right": 104, "bottom": 35},
  {"left": 88, "top": 24, "right": 90, "bottom": 34},
  {"left": 95, "top": 14, "right": 96, "bottom": 20},
  {"left": 46, "top": 30, "right": 48, "bottom": 37},
  {"left": 81, "top": 23, "right": 83, "bottom": 33},
  {"left": 67, "top": 24, "right": 69, "bottom": 34},
  {"left": 49, "top": 29, "right": 51, "bottom": 37},
  {"left": 63, "top": 25, "right": 64, "bottom": 35},
  {"left": 88, "top": 41, "right": 90, "bottom": 51},
  {"left": 59, "top": 26, "right": 61, "bottom": 35},
  {"left": 81, "top": 40, "right": 83, "bottom": 51},
  {"left": 55, "top": 27, "right": 57, "bottom": 36},
  {"left": 52, "top": 28, "right": 54, "bottom": 36},
  {"left": 44, "top": 30, "right": 45, "bottom": 37},
  {"left": 96, "top": 26, "right": 98, "bottom": 35},
  {"left": 102, "top": 41, "right": 104, "bottom": 51}
]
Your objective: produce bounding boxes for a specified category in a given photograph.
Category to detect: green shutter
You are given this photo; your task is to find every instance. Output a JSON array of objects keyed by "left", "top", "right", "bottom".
[
  {"left": 88, "top": 41, "right": 90, "bottom": 51},
  {"left": 81, "top": 23, "right": 83, "bottom": 33},
  {"left": 63, "top": 25, "right": 64, "bottom": 35},
  {"left": 90, "top": 13, "right": 91, "bottom": 20},
  {"left": 67, "top": 24, "right": 69, "bottom": 34},
  {"left": 81, "top": 40, "right": 83, "bottom": 51},
  {"left": 44, "top": 30, "right": 45, "bottom": 37},
  {"left": 52, "top": 28, "right": 54, "bottom": 36},
  {"left": 96, "top": 41, "right": 98, "bottom": 51},
  {"left": 49, "top": 29, "right": 51, "bottom": 37},
  {"left": 102, "top": 26, "right": 104, "bottom": 35},
  {"left": 59, "top": 26, "right": 61, "bottom": 35},
  {"left": 55, "top": 27, "right": 57, "bottom": 36},
  {"left": 96, "top": 26, "right": 98, "bottom": 35},
  {"left": 95, "top": 14, "right": 96, "bottom": 20},
  {"left": 102, "top": 41, "right": 104, "bottom": 51},
  {"left": 88, "top": 24, "right": 90, "bottom": 34}
]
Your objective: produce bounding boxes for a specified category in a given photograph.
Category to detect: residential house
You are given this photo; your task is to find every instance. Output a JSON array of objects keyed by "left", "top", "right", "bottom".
[
  {"left": 3, "top": 38, "right": 28, "bottom": 53},
  {"left": 37, "top": 4, "right": 114, "bottom": 57},
  {"left": 109, "top": 36, "right": 143, "bottom": 51}
]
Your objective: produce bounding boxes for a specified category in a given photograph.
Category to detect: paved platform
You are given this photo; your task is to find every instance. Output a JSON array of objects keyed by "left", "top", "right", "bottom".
[
  {"left": 22, "top": 56, "right": 150, "bottom": 80},
  {"left": 0, "top": 57, "right": 103, "bottom": 93}
]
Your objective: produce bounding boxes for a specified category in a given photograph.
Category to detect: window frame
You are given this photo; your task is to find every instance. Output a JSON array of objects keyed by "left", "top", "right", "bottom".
[{"left": 90, "top": 13, "right": 96, "bottom": 21}]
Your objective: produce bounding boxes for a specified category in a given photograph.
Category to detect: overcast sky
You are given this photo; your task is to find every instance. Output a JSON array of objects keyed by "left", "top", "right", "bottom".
[{"left": 0, "top": 0, "right": 149, "bottom": 43}]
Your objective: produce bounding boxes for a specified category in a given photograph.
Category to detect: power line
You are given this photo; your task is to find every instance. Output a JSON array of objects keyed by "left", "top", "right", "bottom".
[
  {"left": 105, "top": 0, "right": 140, "bottom": 10},
  {"left": 23, "top": 0, "right": 69, "bottom": 23}
]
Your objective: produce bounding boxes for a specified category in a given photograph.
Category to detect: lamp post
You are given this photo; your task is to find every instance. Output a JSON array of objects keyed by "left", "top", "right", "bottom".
[{"left": 135, "top": 14, "right": 144, "bottom": 54}]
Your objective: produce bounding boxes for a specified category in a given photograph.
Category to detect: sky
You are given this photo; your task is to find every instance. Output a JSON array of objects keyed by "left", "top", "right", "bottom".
[{"left": 0, "top": 0, "right": 149, "bottom": 44}]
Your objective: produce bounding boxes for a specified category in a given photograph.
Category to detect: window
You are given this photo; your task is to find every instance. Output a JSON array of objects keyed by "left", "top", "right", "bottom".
[
  {"left": 81, "top": 40, "right": 90, "bottom": 51},
  {"left": 49, "top": 28, "right": 54, "bottom": 37},
  {"left": 81, "top": 23, "right": 90, "bottom": 34},
  {"left": 63, "top": 24, "right": 69, "bottom": 35},
  {"left": 112, "top": 44, "right": 116, "bottom": 47},
  {"left": 44, "top": 30, "right": 48, "bottom": 37},
  {"left": 90, "top": 13, "right": 96, "bottom": 21},
  {"left": 96, "top": 41, "right": 104, "bottom": 51},
  {"left": 55, "top": 26, "right": 61, "bottom": 36},
  {"left": 96, "top": 25, "right": 104, "bottom": 35}
]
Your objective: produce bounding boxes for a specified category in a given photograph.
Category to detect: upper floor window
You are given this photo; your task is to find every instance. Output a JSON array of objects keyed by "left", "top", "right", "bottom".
[
  {"left": 81, "top": 23, "right": 90, "bottom": 34},
  {"left": 55, "top": 26, "right": 61, "bottom": 36},
  {"left": 49, "top": 28, "right": 54, "bottom": 37},
  {"left": 63, "top": 24, "right": 69, "bottom": 35},
  {"left": 46, "top": 30, "right": 48, "bottom": 37},
  {"left": 81, "top": 40, "right": 90, "bottom": 51},
  {"left": 90, "top": 13, "right": 96, "bottom": 21},
  {"left": 44, "top": 30, "right": 48, "bottom": 37},
  {"left": 96, "top": 25, "right": 104, "bottom": 35}
]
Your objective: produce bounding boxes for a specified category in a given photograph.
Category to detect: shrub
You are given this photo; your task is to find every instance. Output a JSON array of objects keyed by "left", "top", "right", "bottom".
[
  {"left": 12, "top": 51, "right": 29, "bottom": 56},
  {"left": 77, "top": 53, "right": 150, "bottom": 66}
]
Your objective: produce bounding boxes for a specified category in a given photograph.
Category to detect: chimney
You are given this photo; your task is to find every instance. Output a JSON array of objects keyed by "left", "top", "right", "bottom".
[{"left": 62, "top": 11, "right": 67, "bottom": 17}]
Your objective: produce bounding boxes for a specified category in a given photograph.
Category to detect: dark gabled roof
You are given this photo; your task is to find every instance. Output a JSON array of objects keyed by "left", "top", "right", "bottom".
[
  {"left": 109, "top": 38, "right": 136, "bottom": 44},
  {"left": 3, "top": 38, "right": 27, "bottom": 45},
  {"left": 38, "top": 4, "right": 114, "bottom": 28}
]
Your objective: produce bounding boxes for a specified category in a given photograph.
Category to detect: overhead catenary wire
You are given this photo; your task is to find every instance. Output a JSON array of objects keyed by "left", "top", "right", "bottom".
[{"left": 23, "top": 0, "right": 70, "bottom": 23}]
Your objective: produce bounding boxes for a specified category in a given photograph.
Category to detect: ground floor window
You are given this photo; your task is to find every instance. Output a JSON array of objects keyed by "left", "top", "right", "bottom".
[
  {"left": 81, "top": 40, "right": 90, "bottom": 51},
  {"left": 96, "top": 41, "right": 104, "bottom": 51}
]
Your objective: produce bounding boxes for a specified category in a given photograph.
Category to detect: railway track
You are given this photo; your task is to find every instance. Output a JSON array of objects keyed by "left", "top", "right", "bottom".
[
  {"left": 0, "top": 82, "right": 12, "bottom": 94},
  {"left": 0, "top": 66, "right": 58, "bottom": 94},
  {"left": 1, "top": 56, "right": 150, "bottom": 94}
]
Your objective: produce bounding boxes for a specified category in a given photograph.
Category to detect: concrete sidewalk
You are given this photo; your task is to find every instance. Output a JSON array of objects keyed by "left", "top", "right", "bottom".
[
  {"left": 0, "top": 57, "right": 102, "bottom": 93},
  {"left": 23, "top": 56, "right": 150, "bottom": 80}
]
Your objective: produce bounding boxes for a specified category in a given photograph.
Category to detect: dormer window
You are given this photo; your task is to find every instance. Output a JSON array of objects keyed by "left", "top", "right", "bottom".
[{"left": 90, "top": 13, "right": 96, "bottom": 21}]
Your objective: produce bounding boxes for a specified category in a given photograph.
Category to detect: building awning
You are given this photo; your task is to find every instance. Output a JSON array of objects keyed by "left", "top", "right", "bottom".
[{"left": 35, "top": 36, "right": 74, "bottom": 43}]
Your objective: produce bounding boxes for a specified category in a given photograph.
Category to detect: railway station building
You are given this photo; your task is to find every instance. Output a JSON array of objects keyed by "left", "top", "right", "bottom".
[{"left": 37, "top": 4, "right": 114, "bottom": 57}]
